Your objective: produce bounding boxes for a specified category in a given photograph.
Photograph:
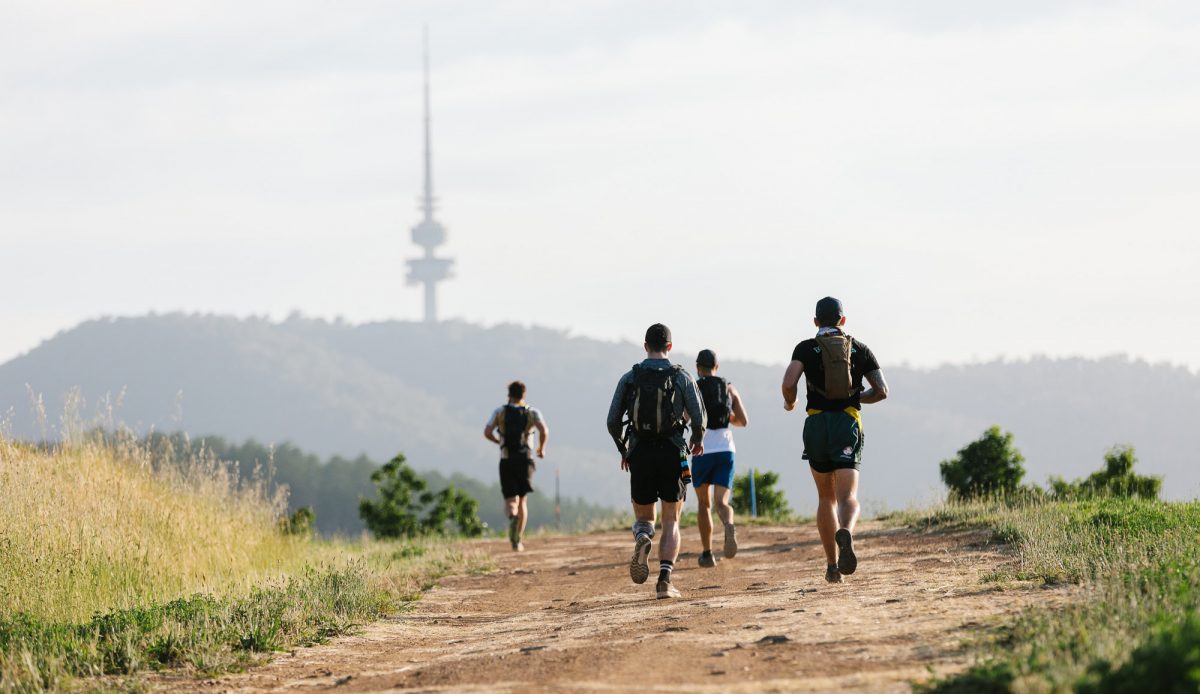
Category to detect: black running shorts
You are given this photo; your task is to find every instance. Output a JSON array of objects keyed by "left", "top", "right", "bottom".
[
  {"left": 499, "top": 457, "right": 535, "bottom": 498},
  {"left": 628, "top": 438, "right": 688, "bottom": 505},
  {"left": 803, "top": 409, "right": 863, "bottom": 473}
]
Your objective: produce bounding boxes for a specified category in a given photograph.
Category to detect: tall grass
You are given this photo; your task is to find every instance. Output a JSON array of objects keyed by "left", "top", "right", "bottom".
[
  {"left": 889, "top": 497, "right": 1200, "bottom": 692},
  {"left": 0, "top": 432, "right": 487, "bottom": 691},
  {"left": 0, "top": 434, "right": 302, "bottom": 622}
]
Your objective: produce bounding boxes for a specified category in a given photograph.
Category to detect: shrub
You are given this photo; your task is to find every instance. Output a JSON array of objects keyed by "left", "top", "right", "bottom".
[
  {"left": 1049, "top": 445, "right": 1162, "bottom": 500},
  {"left": 939, "top": 426, "right": 1025, "bottom": 499},
  {"left": 731, "top": 470, "right": 792, "bottom": 519},
  {"left": 278, "top": 506, "right": 316, "bottom": 536},
  {"left": 358, "top": 453, "right": 484, "bottom": 539}
]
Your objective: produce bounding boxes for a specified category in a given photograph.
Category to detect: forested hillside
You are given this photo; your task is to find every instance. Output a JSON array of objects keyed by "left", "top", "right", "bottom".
[{"left": 3, "top": 314, "right": 1197, "bottom": 512}]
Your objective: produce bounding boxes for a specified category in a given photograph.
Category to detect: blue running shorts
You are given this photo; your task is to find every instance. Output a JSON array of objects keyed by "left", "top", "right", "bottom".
[{"left": 691, "top": 451, "right": 735, "bottom": 489}]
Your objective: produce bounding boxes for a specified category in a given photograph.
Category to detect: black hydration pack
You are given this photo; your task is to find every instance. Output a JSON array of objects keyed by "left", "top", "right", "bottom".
[
  {"left": 502, "top": 404, "right": 531, "bottom": 458},
  {"left": 627, "top": 364, "right": 685, "bottom": 439},
  {"left": 697, "top": 376, "right": 732, "bottom": 429}
]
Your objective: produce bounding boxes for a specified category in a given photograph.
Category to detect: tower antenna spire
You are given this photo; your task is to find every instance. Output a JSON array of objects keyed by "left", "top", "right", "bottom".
[
  {"left": 406, "top": 27, "right": 453, "bottom": 323},
  {"left": 421, "top": 25, "right": 433, "bottom": 221}
]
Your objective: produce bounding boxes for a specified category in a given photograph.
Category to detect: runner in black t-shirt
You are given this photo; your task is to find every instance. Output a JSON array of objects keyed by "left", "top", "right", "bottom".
[{"left": 781, "top": 297, "right": 889, "bottom": 584}]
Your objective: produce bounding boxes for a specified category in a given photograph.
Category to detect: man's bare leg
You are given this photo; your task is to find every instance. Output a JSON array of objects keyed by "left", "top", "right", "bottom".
[
  {"left": 516, "top": 495, "right": 529, "bottom": 541},
  {"left": 713, "top": 484, "right": 737, "bottom": 558},
  {"left": 811, "top": 469, "right": 841, "bottom": 582},
  {"left": 696, "top": 483, "right": 714, "bottom": 552},
  {"left": 656, "top": 500, "right": 683, "bottom": 597},
  {"left": 504, "top": 495, "right": 521, "bottom": 550},
  {"left": 833, "top": 469, "right": 860, "bottom": 575},
  {"left": 659, "top": 500, "right": 682, "bottom": 564},
  {"left": 834, "top": 469, "right": 860, "bottom": 531}
]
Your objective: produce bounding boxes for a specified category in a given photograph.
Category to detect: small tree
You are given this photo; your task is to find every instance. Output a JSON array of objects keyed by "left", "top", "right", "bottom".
[
  {"left": 278, "top": 506, "right": 316, "bottom": 536},
  {"left": 359, "top": 453, "right": 484, "bottom": 538},
  {"left": 731, "top": 470, "right": 792, "bottom": 519},
  {"left": 1049, "top": 445, "right": 1161, "bottom": 500},
  {"left": 939, "top": 426, "right": 1026, "bottom": 499}
]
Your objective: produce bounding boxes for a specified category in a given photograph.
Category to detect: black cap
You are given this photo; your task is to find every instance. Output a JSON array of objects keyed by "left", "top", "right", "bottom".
[
  {"left": 645, "top": 323, "right": 672, "bottom": 349},
  {"left": 696, "top": 349, "right": 717, "bottom": 369},
  {"left": 815, "top": 296, "right": 844, "bottom": 326}
]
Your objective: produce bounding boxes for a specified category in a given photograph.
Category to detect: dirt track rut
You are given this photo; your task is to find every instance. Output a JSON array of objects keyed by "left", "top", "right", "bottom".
[{"left": 171, "top": 522, "right": 1061, "bottom": 692}]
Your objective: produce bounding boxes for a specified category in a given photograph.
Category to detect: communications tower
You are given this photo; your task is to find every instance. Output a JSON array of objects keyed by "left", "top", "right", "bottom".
[{"left": 405, "top": 30, "right": 453, "bottom": 323}]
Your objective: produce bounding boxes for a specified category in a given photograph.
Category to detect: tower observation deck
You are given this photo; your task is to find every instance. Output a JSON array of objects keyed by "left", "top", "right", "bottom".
[{"left": 405, "top": 30, "right": 453, "bottom": 323}]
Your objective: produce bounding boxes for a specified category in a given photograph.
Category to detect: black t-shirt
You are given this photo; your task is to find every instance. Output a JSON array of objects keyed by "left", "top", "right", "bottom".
[{"left": 790, "top": 332, "right": 881, "bottom": 411}]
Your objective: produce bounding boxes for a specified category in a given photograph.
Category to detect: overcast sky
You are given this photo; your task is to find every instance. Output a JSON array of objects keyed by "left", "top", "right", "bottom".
[{"left": 3, "top": 0, "right": 1198, "bottom": 369}]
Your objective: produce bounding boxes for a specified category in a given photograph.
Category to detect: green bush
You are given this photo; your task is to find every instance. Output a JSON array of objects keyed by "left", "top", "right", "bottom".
[
  {"left": 358, "top": 454, "right": 484, "bottom": 539},
  {"left": 1049, "top": 445, "right": 1162, "bottom": 501},
  {"left": 939, "top": 426, "right": 1025, "bottom": 499},
  {"left": 731, "top": 470, "right": 791, "bottom": 519},
  {"left": 278, "top": 506, "right": 316, "bottom": 536}
]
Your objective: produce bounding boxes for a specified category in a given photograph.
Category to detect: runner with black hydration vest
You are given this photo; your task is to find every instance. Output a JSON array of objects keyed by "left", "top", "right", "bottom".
[
  {"left": 606, "top": 324, "right": 706, "bottom": 599},
  {"left": 484, "top": 381, "right": 549, "bottom": 552},
  {"left": 692, "top": 349, "right": 749, "bottom": 568}
]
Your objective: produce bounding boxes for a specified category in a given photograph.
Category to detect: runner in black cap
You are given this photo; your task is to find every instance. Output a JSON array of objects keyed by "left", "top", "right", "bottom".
[
  {"left": 781, "top": 298, "right": 889, "bottom": 584},
  {"left": 606, "top": 323, "right": 706, "bottom": 599},
  {"left": 691, "top": 349, "right": 748, "bottom": 567}
]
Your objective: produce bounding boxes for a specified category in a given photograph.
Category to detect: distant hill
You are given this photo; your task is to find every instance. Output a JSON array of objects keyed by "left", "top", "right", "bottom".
[{"left": 2, "top": 314, "right": 1197, "bottom": 512}]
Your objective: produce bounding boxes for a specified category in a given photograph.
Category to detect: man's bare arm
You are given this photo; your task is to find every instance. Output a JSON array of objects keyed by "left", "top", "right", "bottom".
[
  {"left": 535, "top": 420, "right": 549, "bottom": 458},
  {"left": 729, "top": 384, "right": 749, "bottom": 427},
  {"left": 781, "top": 360, "right": 805, "bottom": 411},
  {"left": 859, "top": 369, "right": 889, "bottom": 404},
  {"left": 484, "top": 424, "right": 500, "bottom": 444}
]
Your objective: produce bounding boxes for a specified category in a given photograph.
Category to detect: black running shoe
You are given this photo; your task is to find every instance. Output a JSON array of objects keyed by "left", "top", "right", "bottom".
[
  {"left": 835, "top": 528, "right": 857, "bottom": 575},
  {"left": 825, "top": 564, "right": 843, "bottom": 584},
  {"left": 630, "top": 533, "right": 652, "bottom": 584},
  {"left": 698, "top": 550, "right": 717, "bottom": 568}
]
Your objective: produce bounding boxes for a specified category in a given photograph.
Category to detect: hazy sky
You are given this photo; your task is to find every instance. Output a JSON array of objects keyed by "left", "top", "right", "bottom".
[{"left": 3, "top": 0, "right": 1198, "bottom": 369}]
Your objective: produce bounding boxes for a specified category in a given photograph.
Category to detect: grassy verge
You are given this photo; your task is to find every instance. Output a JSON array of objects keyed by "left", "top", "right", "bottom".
[
  {"left": 884, "top": 498, "right": 1200, "bottom": 692},
  {"left": 0, "top": 436, "right": 488, "bottom": 692}
]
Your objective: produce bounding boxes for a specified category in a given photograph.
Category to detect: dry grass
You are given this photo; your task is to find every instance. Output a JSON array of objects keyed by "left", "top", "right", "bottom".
[
  {"left": 0, "top": 432, "right": 489, "bottom": 691},
  {"left": 0, "top": 434, "right": 310, "bottom": 622}
]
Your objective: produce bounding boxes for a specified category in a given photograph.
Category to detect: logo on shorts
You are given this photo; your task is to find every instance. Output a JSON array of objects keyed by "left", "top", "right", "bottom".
[{"left": 842, "top": 446, "right": 854, "bottom": 457}]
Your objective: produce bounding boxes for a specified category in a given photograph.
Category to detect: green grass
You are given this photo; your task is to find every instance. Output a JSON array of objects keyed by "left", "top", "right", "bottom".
[
  {"left": 0, "top": 435, "right": 490, "bottom": 692},
  {"left": 893, "top": 497, "right": 1200, "bottom": 692}
]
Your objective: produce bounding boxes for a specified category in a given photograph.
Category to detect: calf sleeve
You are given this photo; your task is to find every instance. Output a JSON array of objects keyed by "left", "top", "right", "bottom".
[{"left": 633, "top": 519, "right": 655, "bottom": 539}]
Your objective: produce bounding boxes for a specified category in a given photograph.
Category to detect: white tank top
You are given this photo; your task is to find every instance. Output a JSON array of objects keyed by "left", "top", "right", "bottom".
[{"left": 702, "top": 426, "right": 735, "bottom": 454}]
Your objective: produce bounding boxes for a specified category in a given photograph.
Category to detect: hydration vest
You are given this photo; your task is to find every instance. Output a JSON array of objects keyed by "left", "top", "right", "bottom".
[
  {"left": 502, "top": 404, "right": 531, "bottom": 457},
  {"left": 697, "top": 376, "right": 732, "bottom": 429},
  {"left": 627, "top": 364, "right": 685, "bottom": 439},
  {"left": 807, "top": 333, "right": 859, "bottom": 401}
]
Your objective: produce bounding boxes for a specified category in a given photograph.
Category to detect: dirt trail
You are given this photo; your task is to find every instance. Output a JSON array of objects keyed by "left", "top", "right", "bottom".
[{"left": 174, "top": 522, "right": 1061, "bottom": 692}]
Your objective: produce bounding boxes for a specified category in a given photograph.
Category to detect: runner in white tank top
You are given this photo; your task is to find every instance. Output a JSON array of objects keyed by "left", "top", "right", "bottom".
[{"left": 691, "top": 349, "right": 749, "bottom": 567}]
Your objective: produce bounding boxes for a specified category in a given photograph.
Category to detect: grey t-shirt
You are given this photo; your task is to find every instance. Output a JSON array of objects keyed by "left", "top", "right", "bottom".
[{"left": 488, "top": 404, "right": 545, "bottom": 459}]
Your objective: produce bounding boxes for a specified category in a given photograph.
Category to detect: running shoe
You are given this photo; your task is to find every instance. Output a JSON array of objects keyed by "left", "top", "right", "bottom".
[
  {"left": 515, "top": 541, "right": 525, "bottom": 552},
  {"left": 656, "top": 579, "right": 681, "bottom": 599},
  {"left": 723, "top": 523, "right": 738, "bottom": 559},
  {"left": 825, "top": 565, "right": 843, "bottom": 584},
  {"left": 629, "top": 533, "right": 652, "bottom": 584},
  {"left": 835, "top": 528, "right": 857, "bottom": 575},
  {"left": 698, "top": 550, "right": 717, "bottom": 568}
]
